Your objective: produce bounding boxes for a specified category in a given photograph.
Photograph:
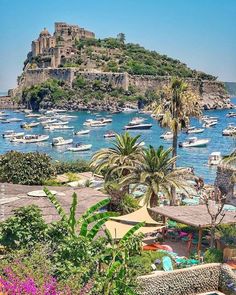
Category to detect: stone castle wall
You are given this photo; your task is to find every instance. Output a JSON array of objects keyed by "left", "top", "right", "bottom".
[
  {"left": 137, "top": 263, "right": 236, "bottom": 295},
  {"left": 13, "top": 68, "right": 230, "bottom": 109}
]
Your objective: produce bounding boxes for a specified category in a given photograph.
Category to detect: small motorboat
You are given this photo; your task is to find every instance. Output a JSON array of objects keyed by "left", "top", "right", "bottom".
[
  {"left": 104, "top": 131, "right": 116, "bottom": 138},
  {"left": 67, "top": 143, "right": 92, "bottom": 152},
  {"left": 179, "top": 137, "right": 210, "bottom": 148},
  {"left": 222, "top": 124, "right": 236, "bottom": 136},
  {"left": 124, "top": 123, "right": 152, "bottom": 130},
  {"left": 202, "top": 120, "right": 217, "bottom": 128},
  {"left": 1, "top": 119, "right": 10, "bottom": 124},
  {"left": 2, "top": 130, "right": 24, "bottom": 138},
  {"left": 52, "top": 121, "right": 69, "bottom": 126},
  {"left": 52, "top": 137, "right": 73, "bottom": 146},
  {"left": 100, "top": 117, "right": 112, "bottom": 123},
  {"left": 226, "top": 112, "right": 236, "bottom": 118},
  {"left": 8, "top": 117, "right": 23, "bottom": 122},
  {"left": 202, "top": 115, "right": 218, "bottom": 121},
  {"left": 11, "top": 134, "right": 49, "bottom": 143},
  {"left": 25, "top": 113, "right": 41, "bottom": 118},
  {"left": 122, "top": 107, "right": 137, "bottom": 113},
  {"left": 160, "top": 131, "right": 173, "bottom": 140},
  {"left": 74, "top": 130, "right": 90, "bottom": 136},
  {"left": 41, "top": 118, "right": 58, "bottom": 125},
  {"left": 208, "top": 152, "right": 222, "bottom": 166},
  {"left": 52, "top": 125, "right": 74, "bottom": 130},
  {"left": 186, "top": 127, "right": 205, "bottom": 134},
  {"left": 90, "top": 121, "right": 107, "bottom": 127},
  {"left": 20, "top": 122, "right": 40, "bottom": 128}
]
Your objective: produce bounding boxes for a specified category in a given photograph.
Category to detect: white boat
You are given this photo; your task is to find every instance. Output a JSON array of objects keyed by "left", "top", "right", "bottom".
[
  {"left": 67, "top": 143, "right": 92, "bottom": 152},
  {"left": 52, "top": 125, "right": 74, "bottom": 130},
  {"left": 8, "top": 117, "right": 23, "bottom": 122},
  {"left": 129, "top": 117, "right": 145, "bottom": 125},
  {"left": 74, "top": 130, "right": 90, "bottom": 136},
  {"left": 52, "top": 121, "right": 69, "bottom": 126},
  {"left": 100, "top": 118, "right": 112, "bottom": 123},
  {"left": 104, "top": 131, "right": 116, "bottom": 138},
  {"left": 222, "top": 124, "right": 236, "bottom": 136},
  {"left": 90, "top": 121, "right": 107, "bottom": 127},
  {"left": 52, "top": 137, "right": 73, "bottom": 146},
  {"left": 122, "top": 107, "right": 137, "bottom": 113},
  {"left": 179, "top": 137, "right": 210, "bottom": 148},
  {"left": 226, "top": 112, "right": 236, "bottom": 118},
  {"left": 186, "top": 127, "right": 205, "bottom": 134},
  {"left": 2, "top": 130, "right": 24, "bottom": 138},
  {"left": 202, "top": 120, "right": 217, "bottom": 128},
  {"left": 52, "top": 109, "right": 67, "bottom": 113},
  {"left": 124, "top": 123, "right": 152, "bottom": 130},
  {"left": 11, "top": 134, "right": 49, "bottom": 143},
  {"left": 160, "top": 131, "right": 173, "bottom": 140},
  {"left": 25, "top": 113, "right": 41, "bottom": 118},
  {"left": 208, "top": 152, "right": 222, "bottom": 166},
  {"left": 41, "top": 118, "right": 57, "bottom": 125},
  {"left": 20, "top": 122, "right": 40, "bottom": 128},
  {"left": 202, "top": 115, "right": 218, "bottom": 121}
]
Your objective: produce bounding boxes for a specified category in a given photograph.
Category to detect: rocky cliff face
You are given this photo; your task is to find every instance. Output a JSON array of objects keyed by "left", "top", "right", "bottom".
[{"left": 12, "top": 68, "right": 231, "bottom": 110}]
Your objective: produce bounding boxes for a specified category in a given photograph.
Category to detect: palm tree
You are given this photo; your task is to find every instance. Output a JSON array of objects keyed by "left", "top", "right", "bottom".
[
  {"left": 154, "top": 77, "right": 201, "bottom": 165},
  {"left": 90, "top": 132, "right": 144, "bottom": 180},
  {"left": 120, "top": 146, "right": 188, "bottom": 207}
]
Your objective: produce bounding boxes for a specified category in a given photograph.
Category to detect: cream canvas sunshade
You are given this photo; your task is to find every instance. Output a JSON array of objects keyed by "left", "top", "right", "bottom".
[
  {"left": 105, "top": 220, "right": 164, "bottom": 240},
  {"left": 110, "top": 206, "right": 160, "bottom": 225}
]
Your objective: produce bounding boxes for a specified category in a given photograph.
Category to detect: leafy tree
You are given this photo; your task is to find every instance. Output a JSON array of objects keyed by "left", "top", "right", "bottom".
[
  {"left": 0, "top": 206, "right": 47, "bottom": 250},
  {"left": 120, "top": 146, "right": 188, "bottom": 207},
  {"left": 117, "top": 33, "right": 126, "bottom": 44},
  {"left": 0, "top": 151, "right": 55, "bottom": 185}
]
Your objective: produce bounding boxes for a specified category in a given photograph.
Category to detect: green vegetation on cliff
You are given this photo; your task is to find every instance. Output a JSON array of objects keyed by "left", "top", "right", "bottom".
[{"left": 61, "top": 36, "right": 217, "bottom": 80}]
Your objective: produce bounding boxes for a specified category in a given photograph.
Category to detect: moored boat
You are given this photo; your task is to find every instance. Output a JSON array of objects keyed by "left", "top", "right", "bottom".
[
  {"left": 208, "top": 152, "right": 222, "bottom": 166},
  {"left": 226, "top": 112, "right": 236, "bottom": 118},
  {"left": 52, "top": 137, "right": 73, "bottom": 146},
  {"left": 8, "top": 117, "right": 23, "bottom": 122},
  {"left": 67, "top": 143, "right": 92, "bottom": 152},
  {"left": 222, "top": 124, "right": 236, "bottom": 136},
  {"left": 11, "top": 134, "right": 49, "bottom": 143},
  {"left": 52, "top": 125, "right": 74, "bottom": 130},
  {"left": 160, "top": 131, "right": 173, "bottom": 140},
  {"left": 2, "top": 130, "right": 24, "bottom": 138},
  {"left": 186, "top": 127, "right": 205, "bottom": 134},
  {"left": 74, "top": 130, "right": 90, "bottom": 136},
  {"left": 124, "top": 123, "right": 152, "bottom": 130},
  {"left": 20, "top": 122, "right": 40, "bottom": 128},
  {"left": 129, "top": 117, "right": 145, "bottom": 125},
  {"left": 122, "top": 107, "right": 137, "bottom": 113},
  {"left": 202, "top": 120, "right": 217, "bottom": 128},
  {"left": 179, "top": 137, "right": 210, "bottom": 148},
  {"left": 104, "top": 131, "right": 116, "bottom": 138}
]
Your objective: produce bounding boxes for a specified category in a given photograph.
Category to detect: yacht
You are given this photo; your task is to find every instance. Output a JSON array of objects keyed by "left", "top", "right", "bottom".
[
  {"left": 104, "top": 131, "right": 116, "bottom": 138},
  {"left": 2, "top": 130, "right": 24, "bottom": 138},
  {"left": 52, "top": 121, "right": 69, "bottom": 126},
  {"left": 179, "top": 137, "right": 210, "bottom": 148},
  {"left": 25, "top": 113, "right": 41, "bottom": 118},
  {"left": 90, "top": 121, "right": 107, "bottom": 127},
  {"left": 41, "top": 118, "right": 58, "bottom": 125},
  {"left": 20, "top": 122, "right": 40, "bottom": 128},
  {"left": 100, "top": 117, "right": 112, "bottom": 123},
  {"left": 52, "top": 137, "right": 73, "bottom": 146},
  {"left": 222, "top": 124, "right": 236, "bottom": 136},
  {"left": 160, "top": 131, "right": 173, "bottom": 140},
  {"left": 208, "top": 152, "right": 222, "bottom": 166},
  {"left": 186, "top": 127, "right": 205, "bottom": 134},
  {"left": 52, "top": 125, "right": 74, "bottom": 130},
  {"left": 124, "top": 123, "right": 152, "bottom": 130},
  {"left": 8, "top": 118, "right": 23, "bottom": 122},
  {"left": 11, "top": 134, "right": 49, "bottom": 143},
  {"left": 67, "top": 143, "right": 92, "bottom": 152},
  {"left": 74, "top": 130, "right": 90, "bottom": 136}
]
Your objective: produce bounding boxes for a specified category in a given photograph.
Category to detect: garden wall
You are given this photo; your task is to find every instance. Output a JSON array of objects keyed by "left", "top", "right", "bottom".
[{"left": 137, "top": 263, "right": 236, "bottom": 295}]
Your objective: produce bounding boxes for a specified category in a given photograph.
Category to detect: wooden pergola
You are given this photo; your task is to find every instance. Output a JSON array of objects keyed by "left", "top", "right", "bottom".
[{"left": 149, "top": 205, "right": 236, "bottom": 254}]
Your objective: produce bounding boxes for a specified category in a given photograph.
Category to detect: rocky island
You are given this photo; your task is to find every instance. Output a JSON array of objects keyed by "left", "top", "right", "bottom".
[{"left": 8, "top": 21, "right": 231, "bottom": 111}]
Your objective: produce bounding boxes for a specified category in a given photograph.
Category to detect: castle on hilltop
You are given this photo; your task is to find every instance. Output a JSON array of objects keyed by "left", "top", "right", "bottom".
[{"left": 29, "top": 22, "right": 95, "bottom": 68}]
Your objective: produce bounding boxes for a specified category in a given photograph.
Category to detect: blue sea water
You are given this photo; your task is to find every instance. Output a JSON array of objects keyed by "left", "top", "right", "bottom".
[{"left": 0, "top": 98, "right": 236, "bottom": 184}]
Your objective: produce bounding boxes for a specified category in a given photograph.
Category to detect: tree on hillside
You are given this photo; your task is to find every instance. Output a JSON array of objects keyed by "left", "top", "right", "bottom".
[
  {"left": 153, "top": 78, "right": 201, "bottom": 204},
  {"left": 117, "top": 32, "right": 126, "bottom": 44}
]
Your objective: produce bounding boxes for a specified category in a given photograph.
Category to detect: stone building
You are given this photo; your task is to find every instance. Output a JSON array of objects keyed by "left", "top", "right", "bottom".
[{"left": 31, "top": 22, "right": 95, "bottom": 68}]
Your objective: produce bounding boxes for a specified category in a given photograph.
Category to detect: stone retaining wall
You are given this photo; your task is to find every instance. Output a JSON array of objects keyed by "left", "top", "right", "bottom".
[{"left": 137, "top": 263, "right": 236, "bottom": 295}]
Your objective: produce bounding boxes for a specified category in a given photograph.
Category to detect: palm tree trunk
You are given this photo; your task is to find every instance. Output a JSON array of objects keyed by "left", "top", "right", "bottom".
[
  {"left": 150, "top": 192, "right": 158, "bottom": 208},
  {"left": 170, "top": 121, "right": 178, "bottom": 205}
]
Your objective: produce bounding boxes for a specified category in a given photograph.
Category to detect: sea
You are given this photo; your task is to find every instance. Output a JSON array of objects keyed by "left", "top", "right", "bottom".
[{"left": 0, "top": 98, "right": 236, "bottom": 184}]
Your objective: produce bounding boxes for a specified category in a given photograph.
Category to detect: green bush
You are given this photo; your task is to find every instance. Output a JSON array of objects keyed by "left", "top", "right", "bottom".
[
  {"left": 204, "top": 248, "right": 223, "bottom": 263},
  {"left": 53, "top": 159, "right": 90, "bottom": 174},
  {"left": 0, "top": 151, "right": 55, "bottom": 185}
]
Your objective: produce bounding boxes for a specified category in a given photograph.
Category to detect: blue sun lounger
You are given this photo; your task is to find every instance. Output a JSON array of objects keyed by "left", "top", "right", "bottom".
[{"left": 162, "top": 256, "right": 173, "bottom": 271}]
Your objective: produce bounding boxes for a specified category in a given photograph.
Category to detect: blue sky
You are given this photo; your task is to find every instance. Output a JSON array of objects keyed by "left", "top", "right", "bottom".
[{"left": 0, "top": 0, "right": 235, "bottom": 91}]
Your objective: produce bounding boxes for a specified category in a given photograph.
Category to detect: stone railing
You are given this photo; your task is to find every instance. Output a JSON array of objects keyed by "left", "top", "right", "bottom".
[{"left": 137, "top": 263, "right": 236, "bottom": 295}]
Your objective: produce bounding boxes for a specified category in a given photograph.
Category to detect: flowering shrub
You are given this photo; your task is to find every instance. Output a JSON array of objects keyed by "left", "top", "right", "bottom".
[{"left": 0, "top": 267, "right": 71, "bottom": 295}]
